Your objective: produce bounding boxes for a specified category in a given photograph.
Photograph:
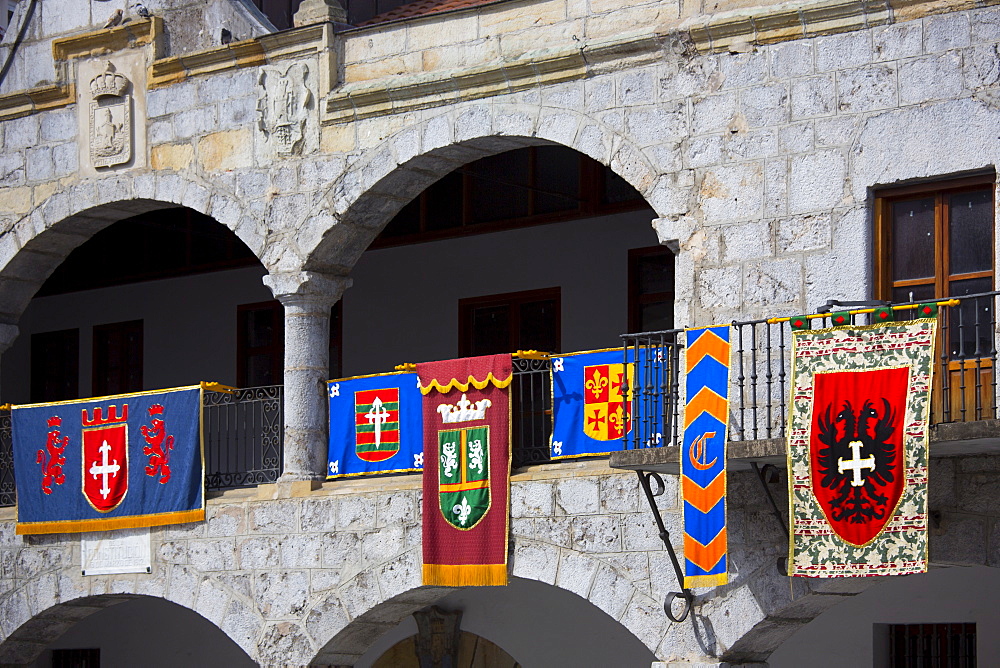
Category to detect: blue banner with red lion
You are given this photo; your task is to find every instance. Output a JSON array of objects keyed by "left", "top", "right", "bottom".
[{"left": 13, "top": 385, "right": 204, "bottom": 535}]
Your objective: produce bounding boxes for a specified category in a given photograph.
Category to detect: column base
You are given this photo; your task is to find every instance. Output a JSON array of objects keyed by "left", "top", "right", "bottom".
[{"left": 258, "top": 479, "right": 323, "bottom": 499}]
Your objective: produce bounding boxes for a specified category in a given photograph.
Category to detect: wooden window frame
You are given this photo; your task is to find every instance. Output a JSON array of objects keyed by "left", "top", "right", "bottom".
[
  {"left": 458, "top": 287, "right": 562, "bottom": 357},
  {"left": 873, "top": 173, "right": 996, "bottom": 301},
  {"left": 874, "top": 173, "right": 996, "bottom": 422},
  {"left": 373, "top": 147, "right": 649, "bottom": 249},
  {"left": 628, "top": 246, "right": 676, "bottom": 333},
  {"left": 237, "top": 300, "right": 344, "bottom": 386}
]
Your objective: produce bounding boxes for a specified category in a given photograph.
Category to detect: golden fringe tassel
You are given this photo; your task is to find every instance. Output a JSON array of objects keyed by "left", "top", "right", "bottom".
[
  {"left": 422, "top": 563, "right": 508, "bottom": 587},
  {"left": 16, "top": 509, "right": 205, "bottom": 535},
  {"left": 419, "top": 373, "right": 512, "bottom": 396},
  {"left": 684, "top": 572, "right": 728, "bottom": 588}
]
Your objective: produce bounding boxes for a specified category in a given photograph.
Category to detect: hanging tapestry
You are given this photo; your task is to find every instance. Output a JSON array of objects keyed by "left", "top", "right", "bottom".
[
  {"left": 787, "top": 319, "right": 936, "bottom": 577},
  {"left": 327, "top": 372, "right": 423, "bottom": 479},
  {"left": 681, "top": 326, "right": 731, "bottom": 588},
  {"left": 13, "top": 385, "right": 204, "bottom": 535},
  {"left": 419, "top": 354, "right": 512, "bottom": 587}
]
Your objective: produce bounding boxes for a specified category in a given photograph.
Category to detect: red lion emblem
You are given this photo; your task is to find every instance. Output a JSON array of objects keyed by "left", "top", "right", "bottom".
[
  {"left": 141, "top": 404, "right": 174, "bottom": 484},
  {"left": 37, "top": 416, "right": 68, "bottom": 495}
]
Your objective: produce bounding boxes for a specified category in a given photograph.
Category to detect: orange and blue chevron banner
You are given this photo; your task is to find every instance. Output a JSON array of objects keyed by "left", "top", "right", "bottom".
[{"left": 681, "top": 326, "right": 731, "bottom": 588}]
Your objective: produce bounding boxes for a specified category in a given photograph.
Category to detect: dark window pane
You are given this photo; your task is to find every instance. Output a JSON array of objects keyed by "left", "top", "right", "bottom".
[
  {"left": 638, "top": 252, "right": 674, "bottom": 294},
  {"left": 245, "top": 353, "right": 276, "bottom": 386},
  {"left": 470, "top": 305, "right": 511, "bottom": 356},
  {"left": 948, "top": 277, "right": 994, "bottom": 358},
  {"left": 640, "top": 302, "right": 674, "bottom": 332},
  {"left": 246, "top": 309, "right": 275, "bottom": 348},
  {"left": 467, "top": 150, "right": 530, "bottom": 224},
  {"left": 534, "top": 146, "right": 580, "bottom": 215},
  {"left": 891, "top": 284, "right": 935, "bottom": 305},
  {"left": 518, "top": 299, "right": 559, "bottom": 353},
  {"left": 949, "top": 189, "right": 993, "bottom": 275},
  {"left": 891, "top": 197, "right": 935, "bottom": 281},
  {"left": 31, "top": 329, "right": 79, "bottom": 403},
  {"left": 424, "top": 171, "right": 464, "bottom": 231},
  {"left": 93, "top": 320, "right": 143, "bottom": 396},
  {"left": 238, "top": 302, "right": 283, "bottom": 387}
]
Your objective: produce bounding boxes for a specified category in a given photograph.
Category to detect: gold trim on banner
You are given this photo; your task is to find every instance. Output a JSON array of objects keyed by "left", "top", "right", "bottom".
[
  {"left": 16, "top": 508, "right": 205, "bottom": 535},
  {"left": 422, "top": 563, "right": 508, "bottom": 586},
  {"left": 419, "top": 372, "right": 513, "bottom": 396},
  {"left": 11, "top": 384, "right": 202, "bottom": 410}
]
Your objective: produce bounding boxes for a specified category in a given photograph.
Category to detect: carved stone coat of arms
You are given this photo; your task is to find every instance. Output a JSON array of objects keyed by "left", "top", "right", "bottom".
[
  {"left": 89, "top": 62, "right": 132, "bottom": 168},
  {"left": 257, "top": 63, "right": 312, "bottom": 156}
]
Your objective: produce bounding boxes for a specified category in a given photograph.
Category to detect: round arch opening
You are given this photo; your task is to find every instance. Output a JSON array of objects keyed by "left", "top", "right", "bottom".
[
  {"left": 314, "top": 577, "right": 658, "bottom": 667},
  {"left": 1, "top": 205, "right": 274, "bottom": 405},
  {"left": 322, "top": 141, "right": 670, "bottom": 380},
  {"left": 0, "top": 594, "right": 256, "bottom": 668}
]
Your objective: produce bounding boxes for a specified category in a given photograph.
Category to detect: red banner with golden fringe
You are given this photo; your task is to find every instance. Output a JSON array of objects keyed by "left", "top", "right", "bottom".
[{"left": 419, "top": 354, "right": 512, "bottom": 587}]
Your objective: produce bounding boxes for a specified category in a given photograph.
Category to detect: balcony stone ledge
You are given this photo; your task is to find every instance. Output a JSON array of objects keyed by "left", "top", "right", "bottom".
[{"left": 611, "top": 420, "right": 1000, "bottom": 474}]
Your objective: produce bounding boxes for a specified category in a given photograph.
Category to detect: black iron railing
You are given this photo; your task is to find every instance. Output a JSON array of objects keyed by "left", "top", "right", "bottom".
[
  {"left": 623, "top": 293, "right": 1000, "bottom": 450},
  {"left": 622, "top": 330, "right": 684, "bottom": 451},
  {"left": 203, "top": 385, "right": 284, "bottom": 491},
  {"left": 511, "top": 356, "right": 553, "bottom": 468},
  {"left": 0, "top": 410, "right": 12, "bottom": 507}
]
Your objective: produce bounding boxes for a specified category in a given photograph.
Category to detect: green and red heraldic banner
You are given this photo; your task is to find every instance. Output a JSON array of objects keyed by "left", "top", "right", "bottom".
[
  {"left": 418, "top": 354, "right": 512, "bottom": 587},
  {"left": 787, "top": 320, "right": 936, "bottom": 577}
]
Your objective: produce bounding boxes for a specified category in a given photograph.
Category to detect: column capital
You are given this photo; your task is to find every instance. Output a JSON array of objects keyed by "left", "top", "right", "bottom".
[
  {"left": 293, "top": 0, "right": 347, "bottom": 26},
  {"left": 263, "top": 271, "right": 352, "bottom": 309}
]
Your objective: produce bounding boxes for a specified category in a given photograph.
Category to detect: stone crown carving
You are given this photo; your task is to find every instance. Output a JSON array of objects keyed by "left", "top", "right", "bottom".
[{"left": 90, "top": 63, "right": 129, "bottom": 98}]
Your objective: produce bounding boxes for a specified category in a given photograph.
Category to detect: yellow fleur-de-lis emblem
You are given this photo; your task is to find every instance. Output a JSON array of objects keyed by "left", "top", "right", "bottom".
[{"left": 585, "top": 368, "right": 609, "bottom": 399}]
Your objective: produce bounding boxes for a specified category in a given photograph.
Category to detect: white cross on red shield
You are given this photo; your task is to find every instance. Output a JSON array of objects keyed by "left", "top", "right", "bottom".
[{"left": 83, "top": 417, "right": 129, "bottom": 513}]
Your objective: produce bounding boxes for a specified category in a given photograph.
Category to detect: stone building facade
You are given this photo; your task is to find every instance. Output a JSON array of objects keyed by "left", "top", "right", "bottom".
[{"left": 0, "top": 0, "right": 998, "bottom": 665}]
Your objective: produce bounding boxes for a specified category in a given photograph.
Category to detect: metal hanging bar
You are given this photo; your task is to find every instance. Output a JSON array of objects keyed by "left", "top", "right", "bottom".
[{"left": 635, "top": 470, "right": 694, "bottom": 623}]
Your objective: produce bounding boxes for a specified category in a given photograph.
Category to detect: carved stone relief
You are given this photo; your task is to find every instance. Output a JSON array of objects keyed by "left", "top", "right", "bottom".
[
  {"left": 89, "top": 62, "right": 133, "bottom": 169},
  {"left": 257, "top": 63, "right": 312, "bottom": 157}
]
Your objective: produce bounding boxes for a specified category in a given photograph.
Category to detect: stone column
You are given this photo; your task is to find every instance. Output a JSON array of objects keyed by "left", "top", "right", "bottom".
[
  {"left": 0, "top": 323, "right": 19, "bottom": 402},
  {"left": 263, "top": 271, "right": 351, "bottom": 482},
  {"left": 293, "top": 0, "right": 347, "bottom": 26}
]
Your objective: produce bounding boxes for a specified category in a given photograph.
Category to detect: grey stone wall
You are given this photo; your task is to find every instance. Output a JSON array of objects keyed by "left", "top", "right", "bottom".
[{"left": 0, "top": 455, "right": 996, "bottom": 666}]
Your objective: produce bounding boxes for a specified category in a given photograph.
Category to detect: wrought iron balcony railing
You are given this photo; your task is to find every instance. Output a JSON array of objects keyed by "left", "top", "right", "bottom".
[
  {"left": 0, "top": 356, "right": 559, "bottom": 508},
  {"left": 203, "top": 384, "right": 284, "bottom": 491},
  {"left": 0, "top": 412, "right": 12, "bottom": 508},
  {"left": 623, "top": 292, "right": 1000, "bottom": 451}
]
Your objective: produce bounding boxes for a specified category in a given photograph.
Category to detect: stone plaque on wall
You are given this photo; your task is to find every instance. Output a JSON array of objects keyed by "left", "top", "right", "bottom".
[
  {"left": 82, "top": 527, "right": 151, "bottom": 576},
  {"left": 89, "top": 61, "right": 133, "bottom": 169},
  {"left": 257, "top": 62, "right": 313, "bottom": 157}
]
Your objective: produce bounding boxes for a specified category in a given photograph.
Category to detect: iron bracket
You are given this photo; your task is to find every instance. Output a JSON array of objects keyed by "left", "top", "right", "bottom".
[{"left": 635, "top": 470, "right": 695, "bottom": 623}]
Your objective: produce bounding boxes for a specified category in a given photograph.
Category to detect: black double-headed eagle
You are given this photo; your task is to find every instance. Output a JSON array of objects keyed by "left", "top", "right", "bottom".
[{"left": 815, "top": 399, "right": 898, "bottom": 524}]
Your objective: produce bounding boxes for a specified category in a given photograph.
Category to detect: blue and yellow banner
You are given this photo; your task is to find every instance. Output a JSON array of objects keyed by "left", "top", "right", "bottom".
[
  {"left": 551, "top": 348, "right": 669, "bottom": 459},
  {"left": 13, "top": 385, "right": 204, "bottom": 535},
  {"left": 551, "top": 349, "right": 631, "bottom": 460},
  {"left": 328, "top": 372, "right": 423, "bottom": 478},
  {"left": 681, "top": 326, "right": 731, "bottom": 588}
]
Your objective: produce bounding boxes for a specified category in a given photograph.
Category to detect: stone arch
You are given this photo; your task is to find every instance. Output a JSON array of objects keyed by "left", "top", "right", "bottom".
[
  {"left": 0, "top": 172, "right": 268, "bottom": 326},
  {"left": 301, "top": 102, "right": 674, "bottom": 274},
  {"left": 305, "top": 540, "right": 669, "bottom": 666},
  {"left": 0, "top": 588, "right": 262, "bottom": 666}
]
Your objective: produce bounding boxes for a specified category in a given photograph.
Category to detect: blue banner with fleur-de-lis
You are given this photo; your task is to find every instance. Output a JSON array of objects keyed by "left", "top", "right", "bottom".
[
  {"left": 327, "top": 372, "right": 424, "bottom": 478},
  {"left": 550, "top": 348, "right": 665, "bottom": 460}
]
